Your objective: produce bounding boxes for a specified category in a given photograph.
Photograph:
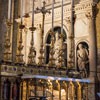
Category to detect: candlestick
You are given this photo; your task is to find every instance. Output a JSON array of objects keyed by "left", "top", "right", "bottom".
[
  {"left": 27, "top": 0, "right": 36, "bottom": 66},
  {"left": 52, "top": 0, "right": 54, "bottom": 32},
  {"left": 32, "top": 0, "right": 35, "bottom": 27},
  {"left": 8, "top": 0, "right": 11, "bottom": 20},
  {"left": 16, "top": 0, "right": 25, "bottom": 65},
  {"left": 10, "top": 0, "right": 12, "bottom": 21},
  {"left": 68, "top": 0, "right": 75, "bottom": 69},
  {"left": 35, "top": 1, "right": 50, "bottom": 66},
  {"left": 71, "top": 0, "right": 74, "bottom": 33},
  {"left": 21, "top": 0, "right": 23, "bottom": 23},
  {"left": 61, "top": 0, "right": 63, "bottom": 34}
]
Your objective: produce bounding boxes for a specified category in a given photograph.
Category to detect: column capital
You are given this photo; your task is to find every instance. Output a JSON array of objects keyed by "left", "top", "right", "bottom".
[
  {"left": 65, "top": 17, "right": 71, "bottom": 24},
  {"left": 86, "top": 12, "right": 92, "bottom": 18},
  {"left": 85, "top": 12, "right": 95, "bottom": 20}
]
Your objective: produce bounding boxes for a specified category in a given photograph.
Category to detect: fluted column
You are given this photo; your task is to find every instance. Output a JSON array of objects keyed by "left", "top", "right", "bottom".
[
  {"left": 26, "top": 80, "right": 28, "bottom": 100},
  {"left": 19, "top": 81, "right": 23, "bottom": 100},
  {"left": 85, "top": 84, "right": 88, "bottom": 100},
  {"left": 77, "top": 82, "right": 82, "bottom": 100},
  {"left": 10, "top": 82, "right": 13, "bottom": 100},
  {"left": 34, "top": 78, "right": 37, "bottom": 96},
  {"left": 69, "top": 81, "right": 75, "bottom": 100},
  {"left": 63, "top": 81, "right": 68, "bottom": 100},
  {"left": 59, "top": 81, "right": 61, "bottom": 100},
  {"left": 51, "top": 81, "right": 54, "bottom": 100},
  {"left": 86, "top": 12, "right": 97, "bottom": 77}
]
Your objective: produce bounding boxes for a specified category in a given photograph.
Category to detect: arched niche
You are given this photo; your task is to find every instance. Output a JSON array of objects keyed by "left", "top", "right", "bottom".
[
  {"left": 45, "top": 26, "right": 67, "bottom": 67},
  {"left": 76, "top": 41, "right": 89, "bottom": 78}
]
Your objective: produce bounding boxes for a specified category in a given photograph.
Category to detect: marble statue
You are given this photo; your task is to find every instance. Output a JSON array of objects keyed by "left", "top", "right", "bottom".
[{"left": 77, "top": 43, "right": 89, "bottom": 77}]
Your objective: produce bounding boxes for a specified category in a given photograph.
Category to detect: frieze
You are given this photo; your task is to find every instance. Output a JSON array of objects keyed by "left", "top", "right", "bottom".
[
  {"left": 22, "top": 1, "right": 95, "bottom": 27},
  {"left": 1, "top": 64, "right": 66, "bottom": 77}
]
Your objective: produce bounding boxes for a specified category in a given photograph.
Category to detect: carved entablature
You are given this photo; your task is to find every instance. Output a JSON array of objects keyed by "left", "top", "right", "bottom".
[
  {"left": 74, "top": 1, "right": 96, "bottom": 19},
  {"left": 23, "top": 0, "right": 97, "bottom": 28},
  {"left": 75, "top": 13, "right": 86, "bottom": 19}
]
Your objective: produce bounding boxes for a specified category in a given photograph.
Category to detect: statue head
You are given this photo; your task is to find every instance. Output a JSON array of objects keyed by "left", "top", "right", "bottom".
[{"left": 78, "top": 44, "right": 83, "bottom": 49}]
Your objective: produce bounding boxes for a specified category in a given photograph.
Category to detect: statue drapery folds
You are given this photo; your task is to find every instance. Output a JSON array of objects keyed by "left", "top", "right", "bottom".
[{"left": 77, "top": 43, "right": 89, "bottom": 78}]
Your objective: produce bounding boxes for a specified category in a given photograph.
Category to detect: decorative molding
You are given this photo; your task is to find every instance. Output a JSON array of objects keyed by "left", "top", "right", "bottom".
[
  {"left": 1, "top": 64, "right": 66, "bottom": 77},
  {"left": 22, "top": 1, "right": 95, "bottom": 28}
]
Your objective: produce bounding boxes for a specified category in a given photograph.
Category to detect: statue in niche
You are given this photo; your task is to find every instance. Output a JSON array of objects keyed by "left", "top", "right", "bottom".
[{"left": 77, "top": 43, "right": 89, "bottom": 78}]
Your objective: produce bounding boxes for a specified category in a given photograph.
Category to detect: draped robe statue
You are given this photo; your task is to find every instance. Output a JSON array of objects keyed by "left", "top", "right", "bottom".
[{"left": 77, "top": 43, "right": 89, "bottom": 77}]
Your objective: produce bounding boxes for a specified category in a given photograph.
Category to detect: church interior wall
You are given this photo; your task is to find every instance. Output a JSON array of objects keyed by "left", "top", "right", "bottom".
[
  {"left": 16, "top": 0, "right": 97, "bottom": 74},
  {"left": 0, "top": 0, "right": 100, "bottom": 99}
]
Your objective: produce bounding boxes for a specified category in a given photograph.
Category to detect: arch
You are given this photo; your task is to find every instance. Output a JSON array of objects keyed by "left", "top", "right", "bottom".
[
  {"left": 75, "top": 39, "right": 89, "bottom": 47},
  {"left": 76, "top": 41, "right": 89, "bottom": 78},
  {"left": 45, "top": 26, "right": 67, "bottom": 66},
  {"left": 45, "top": 26, "right": 67, "bottom": 43}
]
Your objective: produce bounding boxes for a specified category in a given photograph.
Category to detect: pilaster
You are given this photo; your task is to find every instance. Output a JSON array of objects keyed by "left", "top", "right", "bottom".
[
  {"left": 86, "top": 10, "right": 97, "bottom": 99},
  {"left": 12, "top": 0, "right": 20, "bottom": 63},
  {"left": 86, "top": 12, "right": 97, "bottom": 77}
]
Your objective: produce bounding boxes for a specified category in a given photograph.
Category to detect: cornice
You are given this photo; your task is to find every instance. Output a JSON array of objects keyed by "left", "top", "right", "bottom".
[{"left": 21, "top": 1, "right": 96, "bottom": 27}]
